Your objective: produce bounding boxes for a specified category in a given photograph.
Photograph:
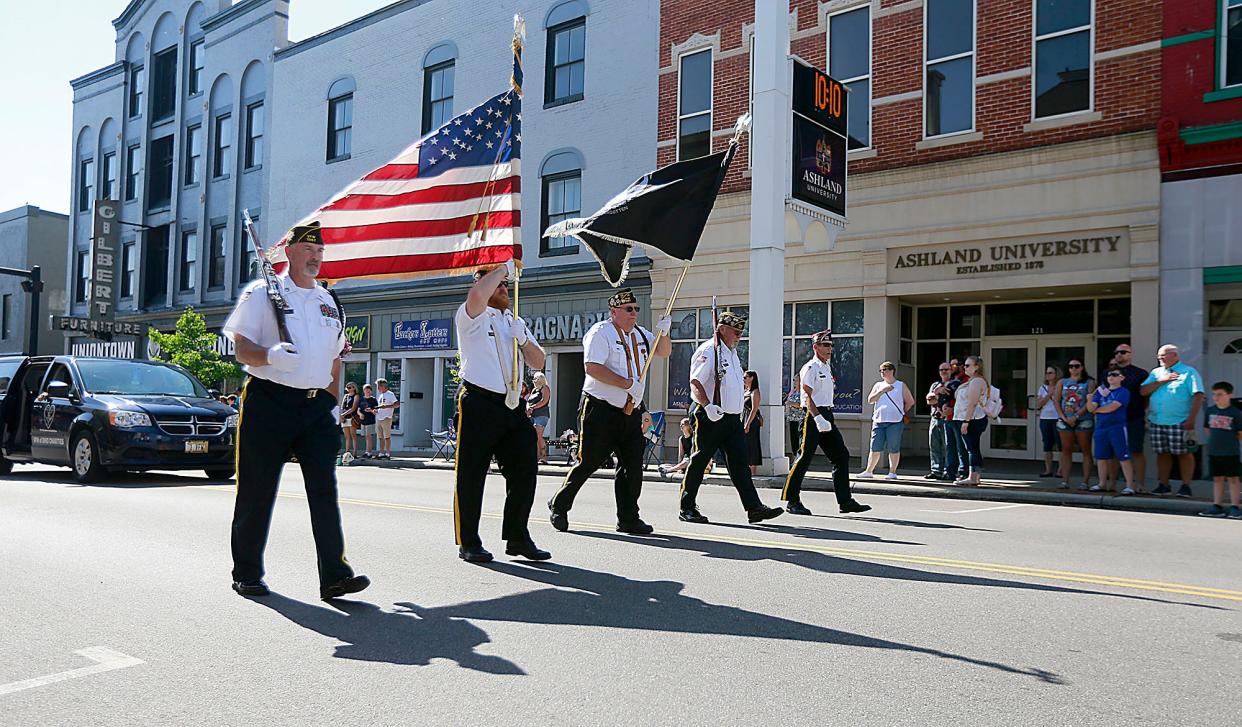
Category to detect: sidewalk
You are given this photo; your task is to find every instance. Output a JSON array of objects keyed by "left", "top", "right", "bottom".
[{"left": 344, "top": 451, "right": 1217, "bottom": 516}]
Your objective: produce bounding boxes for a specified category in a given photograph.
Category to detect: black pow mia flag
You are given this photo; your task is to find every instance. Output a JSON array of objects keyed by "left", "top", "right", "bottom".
[{"left": 542, "top": 120, "right": 745, "bottom": 286}]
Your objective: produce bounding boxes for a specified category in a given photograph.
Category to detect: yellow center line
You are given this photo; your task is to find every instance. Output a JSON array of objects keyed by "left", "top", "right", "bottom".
[{"left": 196, "top": 485, "right": 1242, "bottom": 603}]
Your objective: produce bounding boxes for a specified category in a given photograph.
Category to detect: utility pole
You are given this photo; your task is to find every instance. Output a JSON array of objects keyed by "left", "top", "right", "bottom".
[
  {"left": 749, "top": 0, "right": 790, "bottom": 475},
  {"left": 0, "top": 264, "right": 43, "bottom": 356}
]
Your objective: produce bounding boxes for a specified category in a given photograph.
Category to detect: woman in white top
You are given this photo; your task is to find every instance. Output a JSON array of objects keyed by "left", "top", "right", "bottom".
[
  {"left": 1035, "top": 364, "right": 1062, "bottom": 478},
  {"left": 954, "top": 355, "right": 990, "bottom": 486},
  {"left": 858, "top": 361, "right": 914, "bottom": 480}
]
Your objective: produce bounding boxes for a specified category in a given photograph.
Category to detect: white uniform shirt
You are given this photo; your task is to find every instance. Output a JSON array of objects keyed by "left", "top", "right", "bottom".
[
  {"left": 799, "top": 356, "right": 835, "bottom": 409},
  {"left": 223, "top": 275, "right": 343, "bottom": 389},
  {"left": 455, "top": 303, "right": 525, "bottom": 395},
  {"left": 582, "top": 320, "right": 654, "bottom": 408},
  {"left": 689, "top": 339, "right": 745, "bottom": 414},
  {"left": 375, "top": 389, "right": 397, "bottom": 421}
]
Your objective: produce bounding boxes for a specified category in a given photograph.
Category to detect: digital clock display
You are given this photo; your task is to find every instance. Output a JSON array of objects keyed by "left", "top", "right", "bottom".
[{"left": 792, "top": 61, "right": 848, "bottom": 138}]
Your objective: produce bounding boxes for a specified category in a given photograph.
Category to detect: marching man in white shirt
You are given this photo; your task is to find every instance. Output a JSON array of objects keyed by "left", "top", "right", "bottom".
[
  {"left": 677, "top": 311, "right": 784, "bottom": 525},
  {"left": 453, "top": 261, "right": 551, "bottom": 563},
  {"left": 549, "top": 288, "right": 671, "bottom": 534},
  {"left": 782, "top": 330, "right": 871, "bottom": 515}
]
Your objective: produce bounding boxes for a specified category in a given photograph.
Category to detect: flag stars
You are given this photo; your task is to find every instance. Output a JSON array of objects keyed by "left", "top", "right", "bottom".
[
  {"left": 485, "top": 121, "right": 493, "bottom": 129},
  {"left": 453, "top": 118, "right": 463, "bottom": 126},
  {"left": 440, "top": 147, "right": 450, "bottom": 156},
  {"left": 448, "top": 151, "right": 457, "bottom": 160},
  {"left": 474, "top": 118, "right": 482, "bottom": 125},
  {"left": 485, "top": 141, "right": 494, "bottom": 149}
]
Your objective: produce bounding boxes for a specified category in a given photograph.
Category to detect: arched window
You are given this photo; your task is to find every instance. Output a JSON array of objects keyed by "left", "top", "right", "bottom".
[
  {"left": 422, "top": 43, "right": 456, "bottom": 134},
  {"left": 545, "top": 1, "right": 588, "bottom": 106},
  {"left": 327, "top": 77, "right": 355, "bottom": 162},
  {"left": 540, "top": 149, "right": 584, "bottom": 256}
]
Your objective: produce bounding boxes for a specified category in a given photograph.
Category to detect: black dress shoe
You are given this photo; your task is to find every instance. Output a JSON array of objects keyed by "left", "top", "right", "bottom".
[
  {"left": 320, "top": 574, "right": 371, "bottom": 600},
  {"left": 616, "top": 519, "right": 655, "bottom": 534},
  {"left": 459, "top": 545, "right": 494, "bottom": 563},
  {"left": 549, "top": 509, "right": 569, "bottom": 532},
  {"left": 840, "top": 500, "right": 873, "bottom": 514},
  {"left": 747, "top": 505, "right": 784, "bottom": 523},
  {"left": 679, "top": 509, "right": 709, "bottom": 524},
  {"left": 786, "top": 501, "right": 814, "bottom": 516},
  {"left": 924, "top": 472, "right": 942, "bottom": 480},
  {"left": 505, "top": 540, "right": 552, "bottom": 561},
  {"left": 231, "top": 579, "right": 270, "bottom": 597}
]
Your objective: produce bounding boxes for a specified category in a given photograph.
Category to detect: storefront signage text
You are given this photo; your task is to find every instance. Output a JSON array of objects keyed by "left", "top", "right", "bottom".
[
  {"left": 530, "top": 312, "right": 608, "bottom": 343},
  {"left": 147, "top": 331, "right": 234, "bottom": 361},
  {"left": 72, "top": 339, "right": 137, "bottom": 358},
  {"left": 90, "top": 199, "right": 119, "bottom": 322},
  {"left": 887, "top": 231, "right": 1130, "bottom": 284},
  {"left": 345, "top": 315, "right": 370, "bottom": 351},
  {"left": 391, "top": 319, "right": 451, "bottom": 350},
  {"left": 789, "top": 58, "right": 848, "bottom": 220}
]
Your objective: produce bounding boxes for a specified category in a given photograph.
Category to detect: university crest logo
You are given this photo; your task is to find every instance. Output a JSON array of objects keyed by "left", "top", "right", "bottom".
[{"left": 814, "top": 137, "right": 833, "bottom": 176}]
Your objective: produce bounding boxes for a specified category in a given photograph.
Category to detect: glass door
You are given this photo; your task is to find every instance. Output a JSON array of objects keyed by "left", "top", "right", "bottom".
[{"left": 982, "top": 342, "right": 1035, "bottom": 459}]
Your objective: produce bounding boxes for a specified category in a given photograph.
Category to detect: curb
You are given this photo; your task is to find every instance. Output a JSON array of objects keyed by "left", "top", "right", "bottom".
[{"left": 347, "top": 457, "right": 1209, "bottom": 516}]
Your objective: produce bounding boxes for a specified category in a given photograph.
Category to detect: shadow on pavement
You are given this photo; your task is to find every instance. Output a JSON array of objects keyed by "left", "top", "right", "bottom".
[
  {"left": 705, "top": 520, "right": 925, "bottom": 546},
  {"left": 828, "top": 515, "right": 1000, "bottom": 532},
  {"left": 575, "top": 530, "right": 1225, "bottom": 612},
  {"left": 250, "top": 593, "right": 525, "bottom": 674},
  {"left": 428, "top": 561, "right": 1064, "bottom": 684},
  {"left": 3, "top": 468, "right": 218, "bottom": 488}
]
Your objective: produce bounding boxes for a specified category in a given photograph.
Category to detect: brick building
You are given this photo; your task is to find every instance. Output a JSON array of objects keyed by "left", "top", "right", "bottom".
[
  {"left": 1157, "top": 0, "right": 1242, "bottom": 386},
  {"left": 648, "top": 0, "right": 1163, "bottom": 464}
]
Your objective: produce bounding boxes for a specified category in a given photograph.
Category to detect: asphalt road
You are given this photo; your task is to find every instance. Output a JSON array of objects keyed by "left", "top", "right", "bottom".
[{"left": 2, "top": 463, "right": 1239, "bottom": 726}]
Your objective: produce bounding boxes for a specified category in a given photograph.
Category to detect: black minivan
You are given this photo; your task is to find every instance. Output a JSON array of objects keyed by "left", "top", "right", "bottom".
[{"left": 0, "top": 355, "right": 237, "bottom": 482}]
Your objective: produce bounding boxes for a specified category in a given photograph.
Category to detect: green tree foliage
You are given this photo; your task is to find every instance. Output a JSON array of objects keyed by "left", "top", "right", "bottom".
[{"left": 148, "top": 307, "right": 241, "bottom": 389}]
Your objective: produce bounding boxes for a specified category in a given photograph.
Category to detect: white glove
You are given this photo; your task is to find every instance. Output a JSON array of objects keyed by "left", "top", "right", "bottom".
[
  {"left": 266, "top": 342, "right": 300, "bottom": 372},
  {"left": 654, "top": 315, "right": 672, "bottom": 336},
  {"left": 814, "top": 414, "right": 832, "bottom": 432},
  {"left": 626, "top": 378, "right": 645, "bottom": 402},
  {"left": 510, "top": 316, "right": 529, "bottom": 345},
  {"left": 504, "top": 258, "right": 517, "bottom": 281},
  {"left": 704, "top": 404, "right": 725, "bottom": 422}
]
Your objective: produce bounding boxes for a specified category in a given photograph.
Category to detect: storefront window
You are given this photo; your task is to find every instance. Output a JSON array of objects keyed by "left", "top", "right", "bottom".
[
  {"left": 380, "top": 358, "right": 403, "bottom": 432},
  {"left": 795, "top": 302, "right": 829, "bottom": 335},
  {"left": 1209, "top": 299, "right": 1242, "bottom": 327},
  {"left": 831, "top": 299, "right": 864, "bottom": 334},
  {"left": 917, "top": 306, "right": 947, "bottom": 339},
  {"left": 950, "top": 305, "right": 982, "bottom": 338},
  {"left": 984, "top": 300, "right": 1092, "bottom": 336},
  {"left": 342, "top": 361, "right": 369, "bottom": 393},
  {"left": 1097, "top": 297, "right": 1130, "bottom": 335},
  {"left": 441, "top": 357, "right": 460, "bottom": 430}
]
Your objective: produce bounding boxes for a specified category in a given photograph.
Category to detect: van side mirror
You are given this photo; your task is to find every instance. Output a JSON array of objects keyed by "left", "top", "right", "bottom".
[{"left": 46, "top": 381, "right": 71, "bottom": 399}]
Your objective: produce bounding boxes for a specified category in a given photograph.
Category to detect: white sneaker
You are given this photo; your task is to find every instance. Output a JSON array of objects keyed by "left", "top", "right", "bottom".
[
  {"left": 855, "top": 471, "right": 874, "bottom": 479},
  {"left": 1120, "top": 487, "right": 1136, "bottom": 496},
  {"left": 885, "top": 472, "right": 898, "bottom": 480}
]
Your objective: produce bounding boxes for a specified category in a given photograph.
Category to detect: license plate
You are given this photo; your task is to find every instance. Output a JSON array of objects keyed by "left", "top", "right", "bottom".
[{"left": 185, "top": 440, "right": 208, "bottom": 454}]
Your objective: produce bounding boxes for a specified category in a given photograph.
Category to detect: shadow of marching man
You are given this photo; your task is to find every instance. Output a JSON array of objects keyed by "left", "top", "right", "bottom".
[{"left": 251, "top": 593, "right": 524, "bottom": 675}]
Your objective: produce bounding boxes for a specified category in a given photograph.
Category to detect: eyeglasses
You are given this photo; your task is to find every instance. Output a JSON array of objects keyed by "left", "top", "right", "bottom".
[
  {"left": 1068, "top": 363, "right": 1083, "bottom": 368},
  {"left": 619, "top": 305, "right": 640, "bottom": 313},
  {"left": 938, "top": 367, "right": 951, "bottom": 372},
  {"left": 1107, "top": 372, "right": 1123, "bottom": 377},
  {"left": 1114, "top": 349, "right": 1130, "bottom": 355},
  {"left": 496, "top": 281, "right": 510, "bottom": 288}
]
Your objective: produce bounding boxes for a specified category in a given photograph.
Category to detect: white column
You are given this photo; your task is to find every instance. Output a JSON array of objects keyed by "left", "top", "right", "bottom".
[{"left": 750, "top": 0, "right": 790, "bottom": 475}]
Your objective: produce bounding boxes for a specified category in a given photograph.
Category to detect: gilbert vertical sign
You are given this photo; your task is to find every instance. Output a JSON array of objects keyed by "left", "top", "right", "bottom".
[
  {"left": 789, "top": 59, "right": 848, "bottom": 220},
  {"left": 90, "top": 199, "right": 119, "bottom": 322}
]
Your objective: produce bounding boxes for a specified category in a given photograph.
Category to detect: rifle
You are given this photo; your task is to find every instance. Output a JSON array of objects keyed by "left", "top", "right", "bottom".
[
  {"left": 241, "top": 209, "right": 293, "bottom": 345},
  {"left": 711, "top": 295, "right": 721, "bottom": 407}
]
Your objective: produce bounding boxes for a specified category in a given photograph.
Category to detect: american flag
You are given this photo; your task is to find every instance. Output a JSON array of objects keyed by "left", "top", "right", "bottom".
[{"left": 273, "top": 89, "right": 522, "bottom": 282}]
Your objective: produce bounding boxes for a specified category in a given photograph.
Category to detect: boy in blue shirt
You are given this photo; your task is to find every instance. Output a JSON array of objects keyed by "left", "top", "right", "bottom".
[
  {"left": 1198, "top": 381, "right": 1242, "bottom": 519},
  {"left": 1088, "top": 369, "right": 1136, "bottom": 494}
]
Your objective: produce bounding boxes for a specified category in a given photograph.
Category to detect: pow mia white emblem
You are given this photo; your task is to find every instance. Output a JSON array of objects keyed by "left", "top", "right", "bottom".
[{"left": 41, "top": 402, "right": 56, "bottom": 430}]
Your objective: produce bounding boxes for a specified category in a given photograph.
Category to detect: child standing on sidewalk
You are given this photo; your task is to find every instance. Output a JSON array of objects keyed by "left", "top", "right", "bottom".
[
  {"left": 1088, "top": 369, "right": 1136, "bottom": 494},
  {"left": 1199, "top": 382, "right": 1242, "bottom": 519}
]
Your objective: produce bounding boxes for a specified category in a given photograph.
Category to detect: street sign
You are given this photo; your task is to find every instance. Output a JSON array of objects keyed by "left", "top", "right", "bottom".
[
  {"left": 90, "top": 200, "right": 119, "bottom": 322},
  {"left": 788, "top": 58, "right": 849, "bottom": 223}
]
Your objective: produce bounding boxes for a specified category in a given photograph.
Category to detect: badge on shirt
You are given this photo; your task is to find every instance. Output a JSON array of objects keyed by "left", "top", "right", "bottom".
[{"left": 319, "top": 303, "right": 340, "bottom": 320}]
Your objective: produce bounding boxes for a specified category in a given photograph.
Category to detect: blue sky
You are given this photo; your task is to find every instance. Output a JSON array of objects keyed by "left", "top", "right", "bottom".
[{"left": 0, "top": 0, "right": 393, "bottom": 214}]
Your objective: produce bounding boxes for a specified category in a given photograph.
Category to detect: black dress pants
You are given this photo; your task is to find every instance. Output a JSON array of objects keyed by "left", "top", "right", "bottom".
[
  {"left": 231, "top": 376, "right": 355, "bottom": 587},
  {"left": 678, "top": 407, "right": 763, "bottom": 513},
  {"left": 550, "top": 395, "right": 645, "bottom": 523},
  {"left": 453, "top": 383, "right": 537, "bottom": 548},
  {"left": 782, "top": 409, "right": 853, "bottom": 506}
]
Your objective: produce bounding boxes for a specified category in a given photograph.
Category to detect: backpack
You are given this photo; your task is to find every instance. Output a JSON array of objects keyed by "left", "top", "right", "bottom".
[{"left": 983, "top": 385, "right": 1003, "bottom": 419}]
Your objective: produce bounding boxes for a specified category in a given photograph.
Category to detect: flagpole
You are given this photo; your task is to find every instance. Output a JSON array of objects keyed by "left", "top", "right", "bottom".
[
  {"left": 634, "top": 264, "right": 689, "bottom": 385},
  {"left": 502, "top": 14, "right": 526, "bottom": 410}
]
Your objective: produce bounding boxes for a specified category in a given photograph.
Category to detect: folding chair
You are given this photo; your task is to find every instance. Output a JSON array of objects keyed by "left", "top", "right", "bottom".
[
  {"left": 642, "top": 411, "right": 666, "bottom": 470},
  {"left": 428, "top": 422, "right": 457, "bottom": 462}
]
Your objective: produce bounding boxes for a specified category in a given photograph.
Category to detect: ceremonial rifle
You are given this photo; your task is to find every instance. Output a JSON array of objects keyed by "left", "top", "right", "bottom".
[{"left": 241, "top": 209, "right": 293, "bottom": 345}]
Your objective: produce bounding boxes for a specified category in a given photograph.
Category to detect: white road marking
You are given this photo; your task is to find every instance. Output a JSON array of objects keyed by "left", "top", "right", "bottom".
[
  {"left": 0, "top": 647, "right": 143, "bottom": 696},
  {"left": 921, "top": 503, "right": 1034, "bottom": 514}
]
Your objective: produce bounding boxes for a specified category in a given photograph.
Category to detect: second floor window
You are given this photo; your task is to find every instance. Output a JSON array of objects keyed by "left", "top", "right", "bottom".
[
  {"left": 541, "top": 170, "right": 581, "bottom": 255},
  {"left": 209, "top": 224, "right": 227, "bottom": 289},
  {"left": 925, "top": 0, "right": 974, "bottom": 136},
  {"left": 147, "top": 135, "right": 174, "bottom": 210},
  {"left": 546, "top": 18, "right": 586, "bottom": 105},
  {"left": 213, "top": 113, "right": 232, "bottom": 178},
  {"left": 185, "top": 124, "right": 202, "bottom": 185},
  {"left": 1034, "top": 0, "right": 1092, "bottom": 118},
  {"left": 129, "top": 65, "right": 144, "bottom": 118},
  {"left": 120, "top": 242, "right": 136, "bottom": 299},
  {"left": 1224, "top": 0, "right": 1242, "bottom": 87},
  {"left": 125, "top": 145, "right": 140, "bottom": 201},
  {"left": 101, "top": 152, "right": 117, "bottom": 200},
  {"left": 678, "top": 49, "right": 712, "bottom": 160},
  {"left": 189, "top": 40, "right": 204, "bottom": 96},
  {"left": 828, "top": 5, "right": 871, "bottom": 149},
  {"left": 422, "top": 62, "right": 454, "bottom": 134},
  {"left": 151, "top": 45, "right": 178, "bottom": 122},
  {"left": 180, "top": 230, "right": 197, "bottom": 292},
  {"left": 75, "top": 249, "right": 90, "bottom": 303},
  {"left": 77, "top": 158, "right": 94, "bottom": 212},
  {"left": 327, "top": 93, "right": 353, "bottom": 161},
  {"left": 245, "top": 102, "right": 264, "bottom": 169}
]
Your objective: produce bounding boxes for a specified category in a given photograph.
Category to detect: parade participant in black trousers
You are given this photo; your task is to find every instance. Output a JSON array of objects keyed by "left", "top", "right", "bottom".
[
  {"left": 678, "top": 312, "right": 784, "bottom": 524},
  {"left": 782, "top": 330, "right": 871, "bottom": 515},
  {"left": 549, "top": 289, "right": 672, "bottom": 534},
  {"left": 225, "top": 223, "right": 370, "bottom": 600},
  {"left": 453, "top": 261, "right": 551, "bottom": 563}
]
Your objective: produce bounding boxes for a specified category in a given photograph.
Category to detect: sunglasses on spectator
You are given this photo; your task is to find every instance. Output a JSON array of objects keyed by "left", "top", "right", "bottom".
[
  {"left": 939, "top": 367, "right": 951, "bottom": 371},
  {"left": 1114, "top": 349, "right": 1130, "bottom": 354},
  {"left": 1068, "top": 363, "right": 1083, "bottom": 368},
  {"left": 1107, "top": 371, "right": 1123, "bottom": 377},
  {"left": 619, "top": 305, "right": 640, "bottom": 312}
]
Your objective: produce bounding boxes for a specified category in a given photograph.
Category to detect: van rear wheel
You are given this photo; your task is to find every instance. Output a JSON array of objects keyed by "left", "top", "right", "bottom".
[{"left": 71, "top": 432, "right": 106, "bottom": 483}]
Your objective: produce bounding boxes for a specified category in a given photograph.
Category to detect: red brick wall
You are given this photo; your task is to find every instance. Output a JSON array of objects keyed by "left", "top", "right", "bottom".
[{"left": 659, "top": 0, "right": 1162, "bottom": 192}]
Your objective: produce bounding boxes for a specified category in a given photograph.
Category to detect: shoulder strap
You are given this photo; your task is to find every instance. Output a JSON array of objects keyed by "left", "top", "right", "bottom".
[{"left": 323, "top": 284, "right": 346, "bottom": 341}]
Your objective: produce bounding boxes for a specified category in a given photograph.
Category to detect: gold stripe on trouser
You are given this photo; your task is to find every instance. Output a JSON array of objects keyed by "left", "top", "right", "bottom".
[
  {"left": 678, "top": 411, "right": 704, "bottom": 498},
  {"left": 452, "top": 386, "right": 465, "bottom": 545},
  {"left": 782, "top": 411, "right": 813, "bottom": 500},
  {"left": 233, "top": 377, "right": 251, "bottom": 495}
]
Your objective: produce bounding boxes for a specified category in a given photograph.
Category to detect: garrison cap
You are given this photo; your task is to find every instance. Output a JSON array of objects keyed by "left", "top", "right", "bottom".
[
  {"left": 608, "top": 289, "right": 637, "bottom": 308},
  {"left": 719, "top": 311, "right": 746, "bottom": 333},
  {"left": 812, "top": 329, "right": 833, "bottom": 344},
  {"left": 288, "top": 221, "right": 323, "bottom": 244}
]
